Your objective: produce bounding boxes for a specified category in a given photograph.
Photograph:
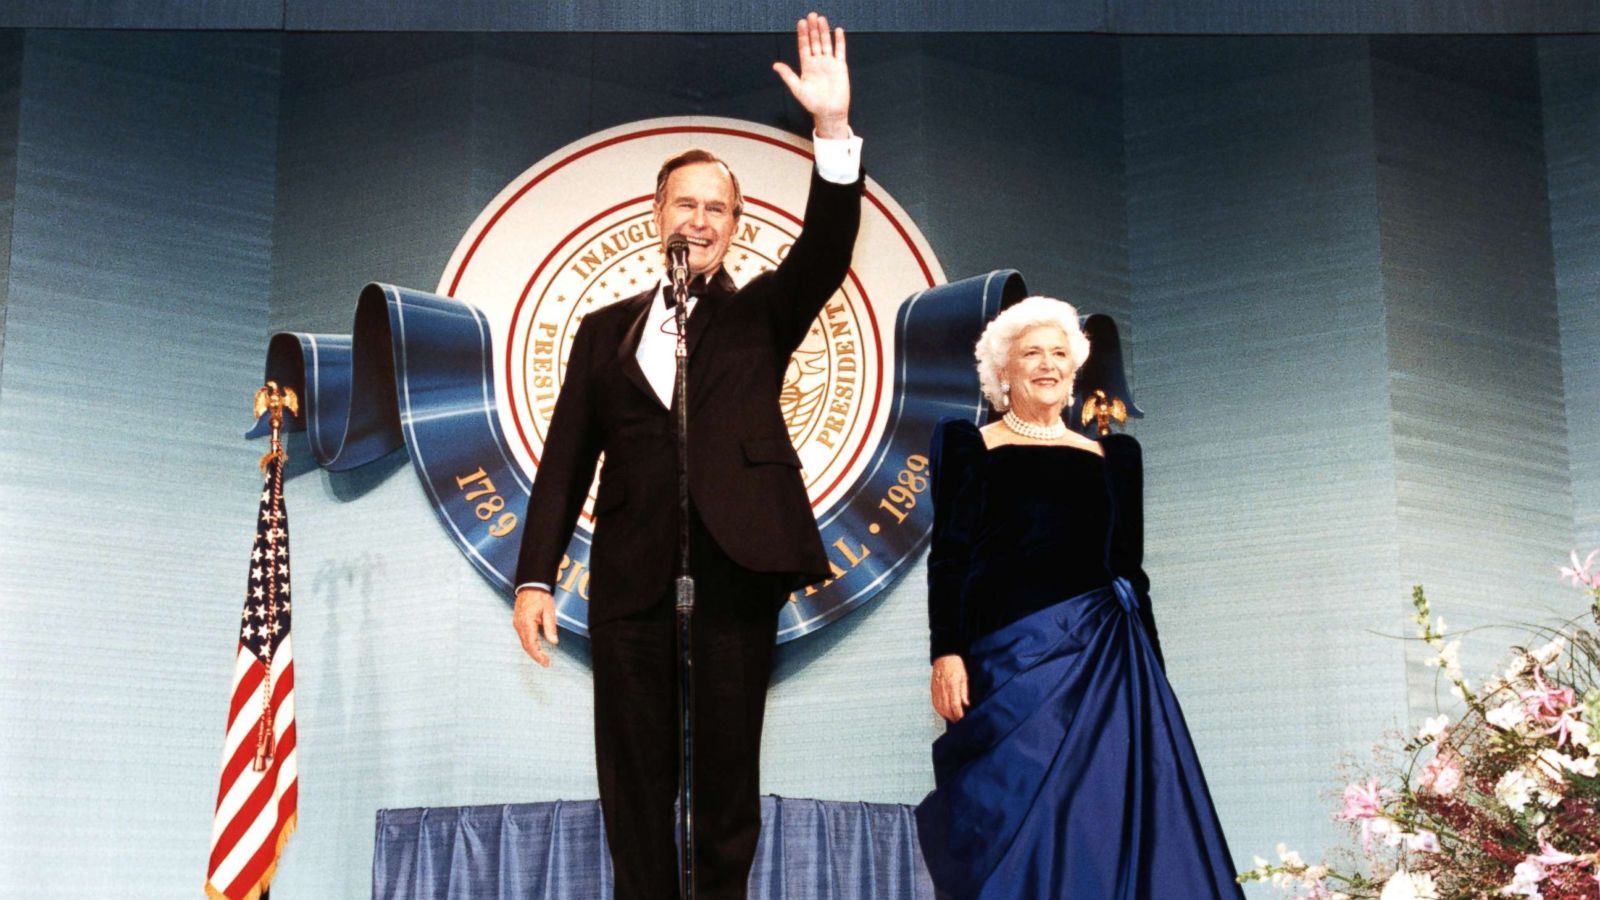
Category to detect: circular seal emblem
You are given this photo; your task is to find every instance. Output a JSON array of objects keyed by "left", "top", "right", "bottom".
[{"left": 439, "top": 116, "right": 943, "bottom": 640}]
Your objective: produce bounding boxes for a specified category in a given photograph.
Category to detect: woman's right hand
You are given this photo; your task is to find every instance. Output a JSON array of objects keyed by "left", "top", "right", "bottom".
[{"left": 930, "top": 654, "right": 970, "bottom": 723}]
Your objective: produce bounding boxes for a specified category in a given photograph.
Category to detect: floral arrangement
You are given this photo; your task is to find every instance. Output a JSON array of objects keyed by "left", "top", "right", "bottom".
[{"left": 1240, "top": 551, "right": 1600, "bottom": 900}]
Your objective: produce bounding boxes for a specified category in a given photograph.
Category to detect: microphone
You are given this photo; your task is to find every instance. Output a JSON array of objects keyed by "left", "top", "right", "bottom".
[{"left": 665, "top": 234, "right": 691, "bottom": 303}]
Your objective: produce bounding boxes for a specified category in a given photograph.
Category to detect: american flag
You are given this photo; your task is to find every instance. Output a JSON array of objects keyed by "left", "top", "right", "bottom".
[{"left": 206, "top": 453, "right": 298, "bottom": 900}]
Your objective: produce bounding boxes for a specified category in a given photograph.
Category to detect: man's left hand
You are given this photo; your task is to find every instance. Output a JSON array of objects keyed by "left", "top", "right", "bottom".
[{"left": 772, "top": 12, "right": 851, "bottom": 139}]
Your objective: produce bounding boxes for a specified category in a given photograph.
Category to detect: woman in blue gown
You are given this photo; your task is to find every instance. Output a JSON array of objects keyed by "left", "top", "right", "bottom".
[{"left": 915, "top": 297, "right": 1243, "bottom": 899}]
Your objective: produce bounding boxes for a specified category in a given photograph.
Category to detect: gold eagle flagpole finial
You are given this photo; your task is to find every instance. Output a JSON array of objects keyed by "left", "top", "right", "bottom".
[
  {"left": 1080, "top": 389, "right": 1127, "bottom": 437},
  {"left": 254, "top": 381, "right": 300, "bottom": 474}
]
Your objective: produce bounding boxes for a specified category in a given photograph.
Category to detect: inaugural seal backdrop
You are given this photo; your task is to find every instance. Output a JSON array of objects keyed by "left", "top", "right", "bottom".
[{"left": 440, "top": 117, "right": 946, "bottom": 640}]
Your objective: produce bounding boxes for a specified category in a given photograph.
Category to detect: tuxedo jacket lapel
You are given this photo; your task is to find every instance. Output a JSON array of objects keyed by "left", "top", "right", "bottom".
[
  {"left": 614, "top": 290, "right": 658, "bottom": 407},
  {"left": 686, "top": 267, "right": 738, "bottom": 359}
]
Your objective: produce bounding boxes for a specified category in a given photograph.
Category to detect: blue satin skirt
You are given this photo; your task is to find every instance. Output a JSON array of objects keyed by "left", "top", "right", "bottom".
[{"left": 915, "top": 579, "right": 1243, "bottom": 899}]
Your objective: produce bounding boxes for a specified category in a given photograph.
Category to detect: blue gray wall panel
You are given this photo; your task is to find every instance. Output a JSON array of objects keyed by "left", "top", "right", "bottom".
[
  {"left": 268, "top": 36, "right": 525, "bottom": 899},
  {"left": 5, "top": 0, "right": 1593, "bottom": 34},
  {"left": 1122, "top": 36, "right": 1401, "bottom": 865},
  {"left": 1371, "top": 37, "right": 1573, "bottom": 716},
  {"left": 0, "top": 30, "right": 278, "bottom": 898},
  {"left": 1541, "top": 36, "right": 1600, "bottom": 553},
  {"left": 918, "top": 35, "right": 1130, "bottom": 323},
  {"left": 281, "top": 1, "right": 1104, "bottom": 34},
  {"left": 0, "top": 31, "right": 19, "bottom": 399},
  {"left": 0, "top": 0, "right": 283, "bottom": 29},
  {"left": 1110, "top": 0, "right": 1600, "bottom": 35},
  {"left": 270, "top": 33, "right": 479, "bottom": 333}
]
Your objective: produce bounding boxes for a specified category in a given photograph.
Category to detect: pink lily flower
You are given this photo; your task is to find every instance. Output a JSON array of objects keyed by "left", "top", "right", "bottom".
[
  {"left": 1544, "top": 710, "right": 1581, "bottom": 748},
  {"left": 1522, "top": 667, "right": 1576, "bottom": 723},
  {"left": 1419, "top": 753, "right": 1462, "bottom": 796},
  {"left": 1534, "top": 836, "right": 1582, "bottom": 866},
  {"left": 1337, "top": 780, "right": 1384, "bottom": 819},
  {"left": 1336, "top": 779, "right": 1389, "bottom": 849},
  {"left": 1559, "top": 549, "right": 1599, "bottom": 588}
]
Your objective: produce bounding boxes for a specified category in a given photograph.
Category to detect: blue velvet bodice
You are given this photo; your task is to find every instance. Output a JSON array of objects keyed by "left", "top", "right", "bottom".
[{"left": 925, "top": 418, "right": 1161, "bottom": 663}]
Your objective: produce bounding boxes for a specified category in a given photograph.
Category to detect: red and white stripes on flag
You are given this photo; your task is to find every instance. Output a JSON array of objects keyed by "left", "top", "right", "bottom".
[{"left": 207, "top": 454, "right": 298, "bottom": 900}]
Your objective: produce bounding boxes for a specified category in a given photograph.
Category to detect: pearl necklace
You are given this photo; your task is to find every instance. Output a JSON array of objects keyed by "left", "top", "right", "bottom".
[{"left": 1003, "top": 410, "right": 1068, "bottom": 441}]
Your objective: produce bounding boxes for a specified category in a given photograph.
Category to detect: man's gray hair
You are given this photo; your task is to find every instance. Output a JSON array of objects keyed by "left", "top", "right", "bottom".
[
  {"left": 653, "top": 148, "right": 744, "bottom": 218},
  {"left": 974, "top": 296, "right": 1091, "bottom": 411}
]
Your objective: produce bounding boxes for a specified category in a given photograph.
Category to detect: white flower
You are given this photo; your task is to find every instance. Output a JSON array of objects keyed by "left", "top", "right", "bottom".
[
  {"left": 1418, "top": 715, "right": 1449, "bottom": 742},
  {"left": 1405, "top": 830, "right": 1440, "bottom": 853},
  {"left": 1488, "top": 701, "right": 1528, "bottom": 730},
  {"left": 1535, "top": 749, "right": 1572, "bottom": 779},
  {"left": 1427, "top": 641, "right": 1455, "bottom": 668},
  {"left": 1567, "top": 718, "right": 1591, "bottom": 750},
  {"left": 1275, "top": 842, "right": 1305, "bottom": 868},
  {"left": 1536, "top": 748, "right": 1597, "bottom": 778},
  {"left": 1252, "top": 855, "right": 1269, "bottom": 870},
  {"left": 1497, "top": 768, "right": 1535, "bottom": 812},
  {"left": 1526, "top": 751, "right": 1575, "bottom": 807},
  {"left": 1532, "top": 637, "right": 1565, "bottom": 666},
  {"left": 1501, "top": 859, "right": 1545, "bottom": 897},
  {"left": 1380, "top": 870, "right": 1439, "bottom": 900},
  {"left": 1427, "top": 640, "right": 1463, "bottom": 679}
]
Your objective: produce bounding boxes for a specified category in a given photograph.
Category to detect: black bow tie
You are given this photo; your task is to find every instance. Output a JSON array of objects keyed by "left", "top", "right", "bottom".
[{"left": 663, "top": 270, "right": 733, "bottom": 309}]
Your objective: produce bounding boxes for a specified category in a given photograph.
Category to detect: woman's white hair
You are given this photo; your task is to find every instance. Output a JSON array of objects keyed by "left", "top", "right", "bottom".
[{"left": 974, "top": 295, "right": 1091, "bottom": 411}]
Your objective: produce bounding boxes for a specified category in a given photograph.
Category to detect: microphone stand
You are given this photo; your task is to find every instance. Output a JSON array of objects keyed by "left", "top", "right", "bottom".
[{"left": 666, "top": 235, "right": 696, "bottom": 900}]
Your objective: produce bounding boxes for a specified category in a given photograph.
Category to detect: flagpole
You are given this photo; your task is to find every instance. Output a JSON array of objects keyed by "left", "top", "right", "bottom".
[{"left": 251, "top": 382, "right": 296, "bottom": 772}]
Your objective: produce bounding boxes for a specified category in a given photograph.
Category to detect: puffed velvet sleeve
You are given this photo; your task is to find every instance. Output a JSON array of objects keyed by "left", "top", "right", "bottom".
[
  {"left": 1102, "top": 433, "right": 1164, "bottom": 667},
  {"left": 927, "top": 418, "right": 985, "bottom": 662}
]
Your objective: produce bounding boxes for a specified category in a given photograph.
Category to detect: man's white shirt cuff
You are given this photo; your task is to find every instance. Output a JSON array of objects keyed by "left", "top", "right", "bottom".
[{"left": 813, "top": 131, "right": 863, "bottom": 185}]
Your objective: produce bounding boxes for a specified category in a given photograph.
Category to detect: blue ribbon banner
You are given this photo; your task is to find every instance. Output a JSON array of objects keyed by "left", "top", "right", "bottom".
[{"left": 251, "top": 272, "right": 1026, "bottom": 642}]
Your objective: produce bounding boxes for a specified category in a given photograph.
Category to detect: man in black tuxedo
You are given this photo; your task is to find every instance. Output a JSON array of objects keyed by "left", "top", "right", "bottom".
[{"left": 510, "top": 13, "right": 861, "bottom": 899}]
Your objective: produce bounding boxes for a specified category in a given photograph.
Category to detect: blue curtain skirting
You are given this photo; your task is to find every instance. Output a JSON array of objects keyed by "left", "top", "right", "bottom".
[{"left": 373, "top": 795, "right": 934, "bottom": 899}]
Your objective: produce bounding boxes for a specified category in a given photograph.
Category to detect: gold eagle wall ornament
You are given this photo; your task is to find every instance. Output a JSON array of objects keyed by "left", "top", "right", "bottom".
[{"left": 1081, "top": 389, "right": 1127, "bottom": 437}]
